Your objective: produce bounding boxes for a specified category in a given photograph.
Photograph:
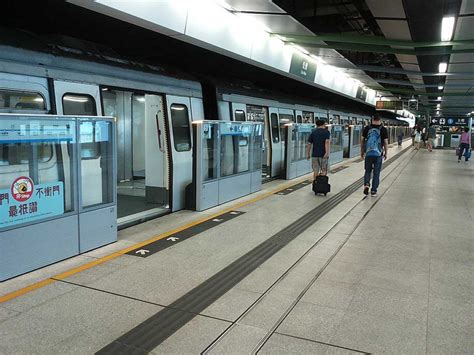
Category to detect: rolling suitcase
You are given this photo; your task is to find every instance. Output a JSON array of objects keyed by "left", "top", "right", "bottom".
[{"left": 312, "top": 175, "right": 331, "bottom": 196}]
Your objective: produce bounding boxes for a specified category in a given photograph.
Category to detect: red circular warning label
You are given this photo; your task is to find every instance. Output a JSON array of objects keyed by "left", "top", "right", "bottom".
[{"left": 11, "top": 176, "right": 34, "bottom": 202}]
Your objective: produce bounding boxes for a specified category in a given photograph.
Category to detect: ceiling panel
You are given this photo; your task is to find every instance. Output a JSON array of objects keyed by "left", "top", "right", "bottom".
[
  {"left": 407, "top": 74, "right": 425, "bottom": 83},
  {"left": 460, "top": 0, "right": 474, "bottom": 14},
  {"left": 449, "top": 53, "right": 474, "bottom": 63},
  {"left": 224, "top": 0, "right": 286, "bottom": 13},
  {"left": 400, "top": 63, "right": 421, "bottom": 71},
  {"left": 448, "top": 62, "right": 474, "bottom": 72},
  {"left": 365, "top": 0, "right": 406, "bottom": 18},
  {"left": 396, "top": 54, "right": 418, "bottom": 65},
  {"left": 454, "top": 17, "right": 474, "bottom": 40},
  {"left": 376, "top": 20, "right": 412, "bottom": 40}
]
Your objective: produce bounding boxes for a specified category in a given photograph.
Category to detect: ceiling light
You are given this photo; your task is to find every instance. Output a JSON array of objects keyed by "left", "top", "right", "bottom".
[
  {"left": 310, "top": 54, "right": 326, "bottom": 64},
  {"left": 438, "top": 85, "right": 444, "bottom": 90},
  {"left": 437, "top": 96, "right": 442, "bottom": 100},
  {"left": 437, "top": 104, "right": 440, "bottom": 108},
  {"left": 441, "top": 16, "right": 455, "bottom": 41},
  {"left": 439, "top": 62, "right": 448, "bottom": 73},
  {"left": 436, "top": 111, "right": 440, "bottom": 115},
  {"left": 292, "top": 44, "right": 309, "bottom": 55},
  {"left": 33, "top": 97, "right": 44, "bottom": 102}
]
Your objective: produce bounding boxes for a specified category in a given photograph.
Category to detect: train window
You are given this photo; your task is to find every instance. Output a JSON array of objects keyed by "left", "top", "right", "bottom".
[
  {"left": 62, "top": 94, "right": 97, "bottom": 116},
  {"left": 0, "top": 89, "right": 46, "bottom": 111},
  {"left": 234, "top": 110, "right": 246, "bottom": 122},
  {"left": 170, "top": 104, "right": 191, "bottom": 152},
  {"left": 0, "top": 143, "right": 53, "bottom": 166},
  {"left": 296, "top": 115, "right": 302, "bottom": 123},
  {"left": 270, "top": 113, "right": 279, "bottom": 143}
]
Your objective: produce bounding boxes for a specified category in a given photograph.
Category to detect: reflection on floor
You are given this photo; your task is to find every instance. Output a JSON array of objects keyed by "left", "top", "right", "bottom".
[{"left": 117, "top": 194, "right": 164, "bottom": 219}]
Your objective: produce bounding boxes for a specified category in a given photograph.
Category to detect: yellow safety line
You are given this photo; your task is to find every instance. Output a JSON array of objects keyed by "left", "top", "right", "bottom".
[{"left": 0, "top": 175, "right": 311, "bottom": 304}]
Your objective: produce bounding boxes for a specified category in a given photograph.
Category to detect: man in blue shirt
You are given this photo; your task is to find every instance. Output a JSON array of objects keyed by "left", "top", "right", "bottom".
[{"left": 307, "top": 119, "right": 331, "bottom": 179}]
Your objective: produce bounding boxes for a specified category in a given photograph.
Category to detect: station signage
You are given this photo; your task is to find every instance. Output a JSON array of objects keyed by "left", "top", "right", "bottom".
[
  {"left": 0, "top": 119, "right": 74, "bottom": 143},
  {"left": 289, "top": 52, "right": 317, "bottom": 82},
  {"left": 0, "top": 177, "right": 64, "bottom": 228},
  {"left": 375, "top": 101, "right": 403, "bottom": 110},
  {"left": 430, "top": 117, "right": 471, "bottom": 126}
]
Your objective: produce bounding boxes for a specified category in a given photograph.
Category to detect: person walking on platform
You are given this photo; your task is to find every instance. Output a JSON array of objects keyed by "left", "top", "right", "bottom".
[
  {"left": 427, "top": 124, "right": 437, "bottom": 152},
  {"left": 414, "top": 128, "right": 422, "bottom": 150},
  {"left": 361, "top": 114, "right": 388, "bottom": 196},
  {"left": 307, "top": 119, "right": 331, "bottom": 179},
  {"left": 458, "top": 127, "right": 471, "bottom": 163}
]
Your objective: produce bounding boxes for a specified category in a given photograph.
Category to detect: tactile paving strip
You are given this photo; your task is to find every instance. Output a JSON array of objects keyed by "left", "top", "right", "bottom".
[{"left": 97, "top": 146, "right": 411, "bottom": 354}]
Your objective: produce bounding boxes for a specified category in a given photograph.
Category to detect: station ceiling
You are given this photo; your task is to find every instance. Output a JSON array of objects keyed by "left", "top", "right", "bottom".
[
  {"left": 1, "top": 0, "right": 472, "bottom": 118},
  {"left": 240, "top": 0, "right": 474, "bottom": 117}
]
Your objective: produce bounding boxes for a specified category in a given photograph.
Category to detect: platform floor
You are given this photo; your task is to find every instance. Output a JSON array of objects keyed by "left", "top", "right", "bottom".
[{"left": 1, "top": 143, "right": 473, "bottom": 354}]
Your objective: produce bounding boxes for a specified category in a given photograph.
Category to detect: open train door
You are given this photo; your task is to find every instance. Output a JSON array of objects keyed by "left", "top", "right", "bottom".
[
  {"left": 268, "top": 107, "right": 282, "bottom": 177},
  {"left": 165, "top": 95, "right": 194, "bottom": 211}
]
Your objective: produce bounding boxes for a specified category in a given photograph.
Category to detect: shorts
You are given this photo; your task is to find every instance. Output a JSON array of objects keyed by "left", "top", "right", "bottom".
[
  {"left": 312, "top": 157, "right": 328, "bottom": 174},
  {"left": 428, "top": 138, "right": 434, "bottom": 144}
]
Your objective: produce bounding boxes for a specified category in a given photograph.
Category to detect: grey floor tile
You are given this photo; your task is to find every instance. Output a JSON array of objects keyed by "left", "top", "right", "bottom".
[
  {"left": 260, "top": 333, "right": 345, "bottom": 354},
  {"left": 0, "top": 287, "right": 162, "bottom": 354},
  {"left": 428, "top": 296, "right": 474, "bottom": 335},
  {"left": 276, "top": 302, "right": 346, "bottom": 343},
  {"left": 207, "top": 324, "right": 268, "bottom": 354},
  {"left": 2, "top": 281, "right": 78, "bottom": 312},
  {"left": 429, "top": 277, "right": 474, "bottom": 304},
  {"left": 331, "top": 311, "right": 426, "bottom": 354},
  {"left": 63, "top": 262, "right": 126, "bottom": 286},
  {"left": 427, "top": 323, "right": 474, "bottom": 355},
  {"left": 0, "top": 306, "right": 20, "bottom": 323},
  {"left": 201, "top": 288, "right": 261, "bottom": 321},
  {"left": 318, "top": 260, "right": 367, "bottom": 285},
  {"left": 301, "top": 279, "right": 358, "bottom": 310},
  {"left": 239, "top": 293, "right": 295, "bottom": 330},
  {"left": 235, "top": 265, "right": 286, "bottom": 294},
  {"left": 347, "top": 285, "right": 428, "bottom": 323},
  {"left": 360, "top": 266, "right": 429, "bottom": 295},
  {"left": 151, "top": 315, "right": 230, "bottom": 354}
]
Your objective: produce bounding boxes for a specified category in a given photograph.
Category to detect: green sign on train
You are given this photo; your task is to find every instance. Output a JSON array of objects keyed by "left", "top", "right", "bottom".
[{"left": 289, "top": 52, "right": 317, "bottom": 82}]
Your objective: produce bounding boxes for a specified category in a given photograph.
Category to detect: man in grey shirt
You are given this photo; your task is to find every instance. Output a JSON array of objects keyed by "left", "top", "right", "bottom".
[{"left": 427, "top": 125, "right": 437, "bottom": 152}]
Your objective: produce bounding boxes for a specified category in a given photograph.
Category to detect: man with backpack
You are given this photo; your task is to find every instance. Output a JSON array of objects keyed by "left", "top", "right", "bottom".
[{"left": 361, "top": 114, "right": 389, "bottom": 196}]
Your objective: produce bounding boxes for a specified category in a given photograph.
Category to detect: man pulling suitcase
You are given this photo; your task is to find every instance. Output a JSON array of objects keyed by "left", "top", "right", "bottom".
[{"left": 306, "top": 119, "right": 331, "bottom": 195}]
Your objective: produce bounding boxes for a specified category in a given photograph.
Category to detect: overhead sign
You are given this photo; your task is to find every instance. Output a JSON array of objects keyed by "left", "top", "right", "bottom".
[
  {"left": 430, "top": 117, "right": 470, "bottom": 126},
  {"left": 0, "top": 178, "right": 64, "bottom": 228},
  {"left": 375, "top": 101, "right": 403, "bottom": 110},
  {"left": 289, "top": 52, "right": 317, "bottom": 82},
  {"left": 408, "top": 99, "right": 418, "bottom": 111}
]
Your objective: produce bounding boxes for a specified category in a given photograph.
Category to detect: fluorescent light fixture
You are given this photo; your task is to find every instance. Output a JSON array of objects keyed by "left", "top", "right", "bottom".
[
  {"left": 438, "top": 85, "right": 444, "bottom": 90},
  {"left": 441, "top": 16, "right": 455, "bottom": 41},
  {"left": 439, "top": 62, "right": 448, "bottom": 73},
  {"left": 135, "top": 97, "right": 145, "bottom": 103},
  {"left": 33, "top": 97, "right": 44, "bottom": 102},
  {"left": 310, "top": 54, "right": 326, "bottom": 64},
  {"left": 171, "top": 106, "right": 185, "bottom": 111},
  {"left": 437, "top": 96, "right": 442, "bottom": 100},
  {"left": 436, "top": 104, "right": 440, "bottom": 108},
  {"left": 436, "top": 111, "right": 440, "bottom": 115},
  {"left": 101, "top": 88, "right": 108, "bottom": 91},
  {"left": 292, "top": 44, "right": 309, "bottom": 55}
]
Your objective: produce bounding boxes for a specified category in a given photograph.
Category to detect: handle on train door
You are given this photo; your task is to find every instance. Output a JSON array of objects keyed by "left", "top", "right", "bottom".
[{"left": 156, "top": 113, "right": 165, "bottom": 153}]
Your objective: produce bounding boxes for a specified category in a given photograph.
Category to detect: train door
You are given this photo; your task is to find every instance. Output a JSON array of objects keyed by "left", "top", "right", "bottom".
[
  {"left": 268, "top": 107, "right": 282, "bottom": 177},
  {"left": 101, "top": 88, "right": 169, "bottom": 225},
  {"left": 246, "top": 105, "right": 268, "bottom": 179},
  {"left": 165, "top": 95, "right": 193, "bottom": 212},
  {"left": 54, "top": 80, "right": 102, "bottom": 209}
]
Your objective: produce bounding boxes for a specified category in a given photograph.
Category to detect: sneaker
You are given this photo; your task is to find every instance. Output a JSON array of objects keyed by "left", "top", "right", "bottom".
[
  {"left": 370, "top": 191, "right": 377, "bottom": 197},
  {"left": 458, "top": 160, "right": 461, "bottom": 163},
  {"left": 363, "top": 186, "right": 369, "bottom": 195}
]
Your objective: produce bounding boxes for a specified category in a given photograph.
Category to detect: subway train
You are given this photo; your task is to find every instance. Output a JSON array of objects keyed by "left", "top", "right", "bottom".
[{"left": 0, "top": 37, "right": 409, "bottom": 228}]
